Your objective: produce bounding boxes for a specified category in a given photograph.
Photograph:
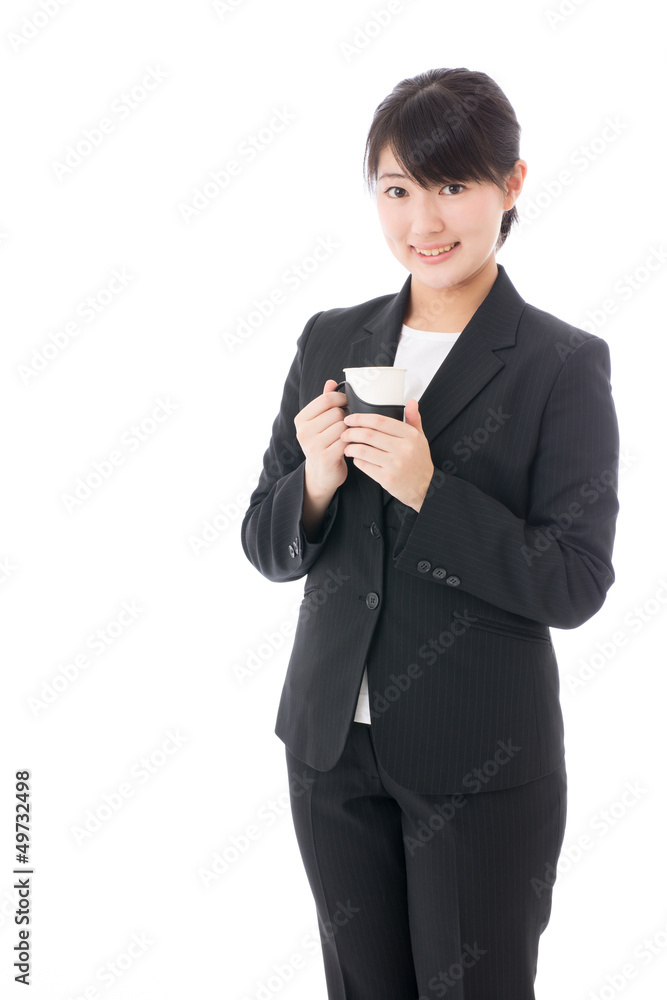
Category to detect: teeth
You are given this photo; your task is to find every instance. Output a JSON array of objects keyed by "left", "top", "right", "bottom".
[{"left": 415, "top": 243, "right": 458, "bottom": 255}]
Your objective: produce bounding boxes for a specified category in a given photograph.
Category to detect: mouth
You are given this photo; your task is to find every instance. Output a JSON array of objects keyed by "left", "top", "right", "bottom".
[{"left": 411, "top": 242, "right": 460, "bottom": 260}]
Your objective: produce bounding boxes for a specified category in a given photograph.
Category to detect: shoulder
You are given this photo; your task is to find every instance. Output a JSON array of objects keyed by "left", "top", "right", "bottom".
[
  {"left": 309, "top": 288, "right": 396, "bottom": 328},
  {"left": 518, "top": 300, "right": 612, "bottom": 371},
  {"left": 295, "top": 288, "right": 398, "bottom": 356}
]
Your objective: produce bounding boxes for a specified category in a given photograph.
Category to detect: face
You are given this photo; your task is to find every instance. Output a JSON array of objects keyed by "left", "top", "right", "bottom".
[{"left": 375, "top": 144, "right": 526, "bottom": 293}]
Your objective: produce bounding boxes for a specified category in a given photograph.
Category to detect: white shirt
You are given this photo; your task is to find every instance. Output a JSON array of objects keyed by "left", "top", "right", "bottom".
[{"left": 353, "top": 323, "right": 462, "bottom": 724}]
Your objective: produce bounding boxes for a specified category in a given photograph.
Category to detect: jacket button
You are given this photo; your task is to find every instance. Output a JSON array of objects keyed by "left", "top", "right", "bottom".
[
  {"left": 432, "top": 566, "right": 447, "bottom": 579},
  {"left": 288, "top": 544, "right": 295, "bottom": 558},
  {"left": 366, "top": 592, "right": 380, "bottom": 609},
  {"left": 446, "top": 575, "right": 460, "bottom": 586},
  {"left": 417, "top": 560, "right": 431, "bottom": 573},
  {"left": 370, "top": 522, "right": 381, "bottom": 538}
]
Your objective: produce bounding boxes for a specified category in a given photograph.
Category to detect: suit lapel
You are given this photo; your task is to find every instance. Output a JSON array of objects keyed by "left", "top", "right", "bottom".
[{"left": 345, "top": 264, "right": 526, "bottom": 510}]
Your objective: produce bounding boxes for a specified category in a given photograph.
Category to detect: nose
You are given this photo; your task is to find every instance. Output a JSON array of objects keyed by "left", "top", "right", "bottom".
[{"left": 410, "top": 197, "right": 446, "bottom": 238}]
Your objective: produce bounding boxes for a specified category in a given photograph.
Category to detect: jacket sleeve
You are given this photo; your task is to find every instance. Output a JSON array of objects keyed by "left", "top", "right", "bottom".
[
  {"left": 391, "top": 336, "right": 620, "bottom": 628},
  {"left": 240, "top": 310, "right": 341, "bottom": 582}
]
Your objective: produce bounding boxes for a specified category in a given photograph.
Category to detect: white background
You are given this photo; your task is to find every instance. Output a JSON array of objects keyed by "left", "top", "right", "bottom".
[{"left": 1, "top": 1, "right": 666, "bottom": 997}]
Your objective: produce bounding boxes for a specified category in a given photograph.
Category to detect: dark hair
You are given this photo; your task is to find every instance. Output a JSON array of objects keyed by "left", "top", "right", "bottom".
[{"left": 363, "top": 68, "right": 522, "bottom": 250}]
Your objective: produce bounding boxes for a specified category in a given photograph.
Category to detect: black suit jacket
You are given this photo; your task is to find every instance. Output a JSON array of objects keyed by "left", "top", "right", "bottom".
[{"left": 240, "top": 264, "right": 620, "bottom": 794}]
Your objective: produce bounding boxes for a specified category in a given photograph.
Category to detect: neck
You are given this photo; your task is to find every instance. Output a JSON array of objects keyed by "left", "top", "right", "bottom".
[{"left": 403, "top": 256, "right": 499, "bottom": 332}]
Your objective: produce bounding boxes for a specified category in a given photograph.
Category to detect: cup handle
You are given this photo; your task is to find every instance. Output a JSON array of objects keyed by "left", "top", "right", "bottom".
[{"left": 333, "top": 380, "right": 349, "bottom": 414}]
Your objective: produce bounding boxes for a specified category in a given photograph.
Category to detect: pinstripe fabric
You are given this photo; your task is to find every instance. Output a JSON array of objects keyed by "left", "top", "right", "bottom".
[
  {"left": 240, "top": 264, "right": 620, "bottom": 795},
  {"left": 286, "top": 722, "right": 566, "bottom": 999}
]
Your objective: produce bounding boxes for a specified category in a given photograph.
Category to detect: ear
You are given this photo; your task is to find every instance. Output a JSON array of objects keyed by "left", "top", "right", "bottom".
[{"left": 503, "top": 159, "right": 527, "bottom": 211}]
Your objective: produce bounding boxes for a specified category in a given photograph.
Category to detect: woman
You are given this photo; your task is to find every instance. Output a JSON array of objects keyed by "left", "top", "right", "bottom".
[{"left": 241, "top": 67, "right": 619, "bottom": 1000}]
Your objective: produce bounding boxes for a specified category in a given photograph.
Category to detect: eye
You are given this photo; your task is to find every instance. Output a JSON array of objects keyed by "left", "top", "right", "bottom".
[{"left": 383, "top": 182, "right": 465, "bottom": 199}]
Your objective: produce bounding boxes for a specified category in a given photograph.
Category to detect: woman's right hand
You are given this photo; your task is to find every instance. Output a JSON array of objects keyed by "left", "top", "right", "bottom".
[{"left": 295, "top": 379, "right": 349, "bottom": 498}]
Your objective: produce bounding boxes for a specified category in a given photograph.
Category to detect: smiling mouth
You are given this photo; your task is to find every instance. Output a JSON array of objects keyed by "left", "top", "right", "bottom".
[{"left": 413, "top": 242, "right": 460, "bottom": 256}]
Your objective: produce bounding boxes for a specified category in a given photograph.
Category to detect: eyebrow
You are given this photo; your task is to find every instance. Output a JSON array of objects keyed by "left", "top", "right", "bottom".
[{"left": 378, "top": 172, "right": 409, "bottom": 180}]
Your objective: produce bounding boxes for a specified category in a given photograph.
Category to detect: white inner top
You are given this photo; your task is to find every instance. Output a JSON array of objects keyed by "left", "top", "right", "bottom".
[{"left": 353, "top": 323, "right": 462, "bottom": 725}]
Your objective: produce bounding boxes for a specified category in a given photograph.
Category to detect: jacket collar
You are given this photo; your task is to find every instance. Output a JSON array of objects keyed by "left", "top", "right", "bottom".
[{"left": 344, "top": 263, "right": 526, "bottom": 508}]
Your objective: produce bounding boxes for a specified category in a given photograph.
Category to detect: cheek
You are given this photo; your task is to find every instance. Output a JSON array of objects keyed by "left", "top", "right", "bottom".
[
  {"left": 377, "top": 205, "right": 400, "bottom": 239},
  {"left": 378, "top": 196, "right": 411, "bottom": 229},
  {"left": 460, "top": 198, "right": 504, "bottom": 235}
]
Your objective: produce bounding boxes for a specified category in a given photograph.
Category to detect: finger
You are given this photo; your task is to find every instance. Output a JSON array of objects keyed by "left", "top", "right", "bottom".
[
  {"left": 343, "top": 412, "right": 408, "bottom": 436},
  {"left": 344, "top": 443, "right": 386, "bottom": 469},
  {"left": 303, "top": 404, "right": 348, "bottom": 437},
  {"left": 299, "top": 385, "right": 346, "bottom": 421},
  {"left": 343, "top": 430, "right": 393, "bottom": 456}
]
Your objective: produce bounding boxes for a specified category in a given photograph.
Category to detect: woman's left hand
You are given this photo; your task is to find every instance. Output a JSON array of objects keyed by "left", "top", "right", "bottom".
[{"left": 340, "top": 400, "right": 435, "bottom": 512}]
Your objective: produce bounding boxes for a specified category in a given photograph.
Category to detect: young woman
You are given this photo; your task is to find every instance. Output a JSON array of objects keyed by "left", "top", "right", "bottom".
[{"left": 241, "top": 67, "right": 620, "bottom": 1000}]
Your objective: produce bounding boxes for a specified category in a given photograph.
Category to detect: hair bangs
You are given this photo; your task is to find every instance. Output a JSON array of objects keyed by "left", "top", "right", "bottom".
[{"left": 383, "top": 98, "right": 499, "bottom": 190}]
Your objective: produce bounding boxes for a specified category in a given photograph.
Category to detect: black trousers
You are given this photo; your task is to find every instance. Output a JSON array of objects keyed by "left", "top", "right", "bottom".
[{"left": 286, "top": 720, "right": 566, "bottom": 1000}]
